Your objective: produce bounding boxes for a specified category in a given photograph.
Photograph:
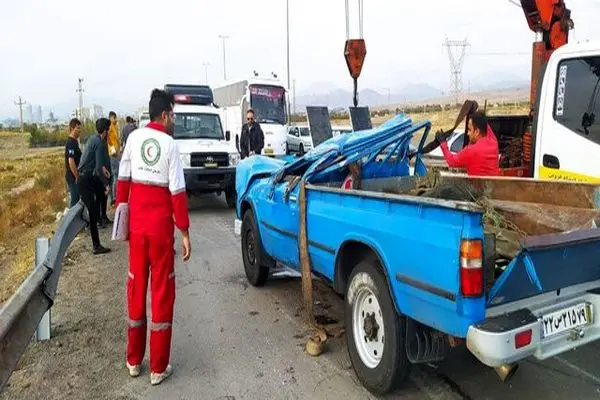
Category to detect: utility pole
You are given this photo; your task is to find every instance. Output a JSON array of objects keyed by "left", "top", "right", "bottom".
[
  {"left": 292, "top": 79, "right": 296, "bottom": 115},
  {"left": 443, "top": 36, "right": 470, "bottom": 105},
  {"left": 76, "top": 78, "right": 85, "bottom": 120},
  {"left": 286, "top": 0, "right": 291, "bottom": 120},
  {"left": 218, "top": 34, "right": 229, "bottom": 81},
  {"left": 14, "top": 96, "right": 26, "bottom": 132},
  {"left": 202, "top": 61, "right": 210, "bottom": 84}
]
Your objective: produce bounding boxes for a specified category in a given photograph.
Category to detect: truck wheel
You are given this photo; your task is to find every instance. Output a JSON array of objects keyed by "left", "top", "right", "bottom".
[
  {"left": 225, "top": 190, "right": 236, "bottom": 209},
  {"left": 345, "top": 260, "right": 411, "bottom": 395},
  {"left": 241, "top": 210, "right": 270, "bottom": 286}
]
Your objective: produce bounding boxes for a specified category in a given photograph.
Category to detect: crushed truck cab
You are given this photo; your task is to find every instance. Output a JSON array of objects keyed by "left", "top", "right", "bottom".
[{"left": 233, "top": 114, "right": 600, "bottom": 396}]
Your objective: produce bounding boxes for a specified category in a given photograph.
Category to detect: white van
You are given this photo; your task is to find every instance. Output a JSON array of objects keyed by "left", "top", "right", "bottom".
[{"left": 164, "top": 84, "right": 240, "bottom": 208}]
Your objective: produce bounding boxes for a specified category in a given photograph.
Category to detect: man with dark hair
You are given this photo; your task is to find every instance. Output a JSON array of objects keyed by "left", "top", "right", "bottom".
[
  {"left": 239, "top": 108, "right": 264, "bottom": 159},
  {"left": 121, "top": 115, "right": 136, "bottom": 149},
  {"left": 77, "top": 118, "right": 112, "bottom": 254},
  {"left": 117, "top": 88, "right": 191, "bottom": 385},
  {"left": 436, "top": 111, "right": 499, "bottom": 176},
  {"left": 107, "top": 111, "right": 120, "bottom": 205},
  {"left": 65, "top": 118, "right": 82, "bottom": 207}
]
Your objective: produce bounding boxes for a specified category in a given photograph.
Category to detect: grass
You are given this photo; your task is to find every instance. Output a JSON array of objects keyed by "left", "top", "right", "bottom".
[{"left": 0, "top": 133, "right": 68, "bottom": 303}]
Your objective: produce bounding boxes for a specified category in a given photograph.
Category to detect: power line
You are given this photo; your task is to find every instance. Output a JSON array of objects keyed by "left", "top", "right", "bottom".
[
  {"left": 76, "top": 78, "right": 85, "bottom": 120},
  {"left": 14, "top": 96, "right": 26, "bottom": 132},
  {"left": 443, "top": 36, "right": 470, "bottom": 104}
]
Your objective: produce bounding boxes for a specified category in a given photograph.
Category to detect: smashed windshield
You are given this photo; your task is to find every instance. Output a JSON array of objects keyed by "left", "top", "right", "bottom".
[{"left": 173, "top": 113, "right": 224, "bottom": 140}]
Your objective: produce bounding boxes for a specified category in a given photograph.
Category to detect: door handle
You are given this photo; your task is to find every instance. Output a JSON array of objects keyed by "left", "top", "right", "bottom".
[{"left": 542, "top": 154, "right": 560, "bottom": 169}]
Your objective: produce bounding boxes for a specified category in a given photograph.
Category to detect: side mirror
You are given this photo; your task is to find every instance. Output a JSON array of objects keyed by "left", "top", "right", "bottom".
[{"left": 226, "top": 130, "right": 231, "bottom": 141}]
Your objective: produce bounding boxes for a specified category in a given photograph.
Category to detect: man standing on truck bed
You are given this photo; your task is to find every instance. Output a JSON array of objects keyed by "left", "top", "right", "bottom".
[
  {"left": 117, "top": 88, "right": 191, "bottom": 386},
  {"left": 239, "top": 108, "right": 264, "bottom": 159},
  {"left": 436, "top": 111, "right": 499, "bottom": 176}
]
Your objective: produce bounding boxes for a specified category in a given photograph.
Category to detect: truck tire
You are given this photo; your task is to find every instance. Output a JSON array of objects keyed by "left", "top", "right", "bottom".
[
  {"left": 345, "top": 260, "right": 411, "bottom": 395},
  {"left": 241, "top": 210, "right": 270, "bottom": 286},
  {"left": 225, "top": 190, "right": 236, "bottom": 209}
]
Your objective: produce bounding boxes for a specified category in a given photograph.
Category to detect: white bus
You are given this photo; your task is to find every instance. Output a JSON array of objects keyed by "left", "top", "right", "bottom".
[{"left": 213, "top": 75, "right": 289, "bottom": 157}]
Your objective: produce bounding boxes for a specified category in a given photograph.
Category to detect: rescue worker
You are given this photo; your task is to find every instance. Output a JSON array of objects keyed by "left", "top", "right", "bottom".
[
  {"left": 116, "top": 88, "right": 191, "bottom": 385},
  {"left": 437, "top": 111, "right": 499, "bottom": 176},
  {"left": 239, "top": 108, "right": 264, "bottom": 159},
  {"left": 77, "top": 118, "right": 112, "bottom": 254},
  {"left": 107, "top": 111, "right": 120, "bottom": 206}
]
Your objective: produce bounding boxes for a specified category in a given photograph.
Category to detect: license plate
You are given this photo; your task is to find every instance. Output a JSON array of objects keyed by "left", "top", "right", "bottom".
[
  {"left": 264, "top": 148, "right": 273, "bottom": 154},
  {"left": 204, "top": 162, "right": 218, "bottom": 168},
  {"left": 541, "top": 302, "right": 593, "bottom": 338}
]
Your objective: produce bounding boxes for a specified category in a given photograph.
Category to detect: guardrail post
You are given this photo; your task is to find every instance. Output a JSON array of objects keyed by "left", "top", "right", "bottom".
[{"left": 34, "top": 237, "right": 51, "bottom": 341}]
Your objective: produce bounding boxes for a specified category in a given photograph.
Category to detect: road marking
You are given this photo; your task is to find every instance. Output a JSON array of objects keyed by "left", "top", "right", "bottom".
[{"left": 555, "top": 356, "right": 600, "bottom": 386}]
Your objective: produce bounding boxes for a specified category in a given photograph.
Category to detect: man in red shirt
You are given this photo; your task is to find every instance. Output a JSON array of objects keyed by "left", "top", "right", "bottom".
[
  {"left": 437, "top": 111, "right": 499, "bottom": 176},
  {"left": 117, "top": 88, "right": 191, "bottom": 385}
]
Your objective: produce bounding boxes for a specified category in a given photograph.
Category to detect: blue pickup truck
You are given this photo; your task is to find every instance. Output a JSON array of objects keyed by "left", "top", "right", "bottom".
[{"left": 233, "top": 114, "right": 600, "bottom": 395}]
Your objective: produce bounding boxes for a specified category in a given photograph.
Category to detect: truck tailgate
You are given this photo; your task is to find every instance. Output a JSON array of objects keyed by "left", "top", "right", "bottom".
[{"left": 487, "top": 228, "right": 600, "bottom": 307}]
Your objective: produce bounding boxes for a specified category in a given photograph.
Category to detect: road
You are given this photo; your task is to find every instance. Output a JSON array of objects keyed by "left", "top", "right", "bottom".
[
  {"left": 117, "top": 195, "right": 600, "bottom": 400},
  {"left": 4, "top": 194, "right": 600, "bottom": 399}
]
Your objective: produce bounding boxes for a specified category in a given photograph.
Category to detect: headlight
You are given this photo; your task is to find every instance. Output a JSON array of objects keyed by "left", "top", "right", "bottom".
[
  {"left": 180, "top": 153, "right": 190, "bottom": 167},
  {"left": 229, "top": 152, "right": 240, "bottom": 166}
]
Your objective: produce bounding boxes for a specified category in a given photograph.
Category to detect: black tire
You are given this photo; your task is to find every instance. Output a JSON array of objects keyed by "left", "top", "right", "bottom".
[
  {"left": 225, "top": 190, "right": 236, "bottom": 209},
  {"left": 344, "top": 260, "right": 411, "bottom": 395},
  {"left": 299, "top": 143, "right": 305, "bottom": 156},
  {"left": 286, "top": 142, "right": 290, "bottom": 155},
  {"left": 241, "top": 210, "right": 271, "bottom": 286}
]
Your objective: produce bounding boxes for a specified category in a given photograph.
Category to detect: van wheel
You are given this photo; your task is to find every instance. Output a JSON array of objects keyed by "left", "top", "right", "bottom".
[
  {"left": 345, "top": 260, "right": 411, "bottom": 395},
  {"left": 299, "top": 144, "right": 305, "bottom": 156},
  {"left": 241, "top": 210, "right": 271, "bottom": 286},
  {"left": 225, "top": 190, "right": 236, "bottom": 209},
  {"left": 286, "top": 142, "right": 290, "bottom": 155}
]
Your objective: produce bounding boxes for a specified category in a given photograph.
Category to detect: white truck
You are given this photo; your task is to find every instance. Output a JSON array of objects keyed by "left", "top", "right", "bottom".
[
  {"left": 164, "top": 84, "right": 240, "bottom": 208},
  {"left": 213, "top": 74, "right": 289, "bottom": 157}
]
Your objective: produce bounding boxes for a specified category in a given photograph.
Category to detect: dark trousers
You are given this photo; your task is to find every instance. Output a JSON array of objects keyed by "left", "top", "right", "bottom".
[
  {"left": 93, "top": 178, "right": 108, "bottom": 220},
  {"left": 78, "top": 175, "right": 101, "bottom": 248},
  {"left": 67, "top": 181, "right": 80, "bottom": 207}
]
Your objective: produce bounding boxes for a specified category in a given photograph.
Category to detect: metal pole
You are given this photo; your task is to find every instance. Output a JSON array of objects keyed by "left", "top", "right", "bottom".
[
  {"left": 14, "top": 97, "right": 26, "bottom": 132},
  {"left": 286, "top": 0, "right": 292, "bottom": 121},
  {"left": 218, "top": 35, "right": 229, "bottom": 81},
  {"left": 202, "top": 61, "right": 210, "bottom": 84},
  {"left": 34, "top": 237, "right": 51, "bottom": 341}
]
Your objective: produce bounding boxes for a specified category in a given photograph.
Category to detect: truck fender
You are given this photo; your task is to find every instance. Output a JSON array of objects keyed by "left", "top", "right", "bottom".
[{"left": 334, "top": 236, "right": 402, "bottom": 316}]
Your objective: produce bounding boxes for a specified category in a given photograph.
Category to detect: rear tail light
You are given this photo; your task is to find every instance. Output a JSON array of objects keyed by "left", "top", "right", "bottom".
[
  {"left": 174, "top": 94, "right": 191, "bottom": 102},
  {"left": 460, "top": 239, "right": 483, "bottom": 297},
  {"left": 514, "top": 329, "right": 532, "bottom": 349}
]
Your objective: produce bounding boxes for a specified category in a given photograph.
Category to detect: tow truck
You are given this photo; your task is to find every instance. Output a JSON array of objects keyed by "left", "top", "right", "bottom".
[{"left": 164, "top": 84, "right": 239, "bottom": 208}]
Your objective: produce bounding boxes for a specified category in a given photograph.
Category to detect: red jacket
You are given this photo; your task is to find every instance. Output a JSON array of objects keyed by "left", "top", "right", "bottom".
[
  {"left": 116, "top": 122, "right": 189, "bottom": 238},
  {"left": 440, "top": 125, "right": 499, "bottom": 176}
]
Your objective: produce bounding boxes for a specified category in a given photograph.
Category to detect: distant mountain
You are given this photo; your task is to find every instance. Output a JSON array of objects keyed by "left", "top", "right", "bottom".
[{"left": 294, "top": 83, "right": 443, "bottom": 110}]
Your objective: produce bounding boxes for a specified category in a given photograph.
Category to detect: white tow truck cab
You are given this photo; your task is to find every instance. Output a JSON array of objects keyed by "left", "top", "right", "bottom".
[
  {"left": 213, "top": 74, "right": 289, "bottom": 157},
  {"left": 164, "top": 84, "right": 240, "bottom": 208}
]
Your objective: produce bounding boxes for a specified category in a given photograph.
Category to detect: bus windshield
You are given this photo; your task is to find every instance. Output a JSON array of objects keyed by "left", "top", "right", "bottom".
[
  {"left": 249, "top": 85, "right": 287, "bottom": 125},
  {"left": 173, "top": 113, "right": 224, "bottom": 140}
]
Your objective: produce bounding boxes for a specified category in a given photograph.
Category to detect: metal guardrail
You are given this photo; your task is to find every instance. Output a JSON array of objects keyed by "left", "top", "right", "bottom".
[{"left": 0, "top": 202, "right": 87, "bottom": 391}]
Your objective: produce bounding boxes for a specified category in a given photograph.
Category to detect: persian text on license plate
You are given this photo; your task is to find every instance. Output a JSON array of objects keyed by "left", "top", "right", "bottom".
[
  {"left": 541, "top": 302, "right": 593, "bottom": 338},
  {"left": 264, "top": 148, "right": 273, "bottom": 154},
  {"left": 204, "top": 163, "right": 218, "bottom": 168}
]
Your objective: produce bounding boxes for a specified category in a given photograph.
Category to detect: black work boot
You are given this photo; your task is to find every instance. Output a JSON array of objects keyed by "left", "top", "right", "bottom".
[{"left": 93, "top": 245, "right": 111, "bottom": 255}]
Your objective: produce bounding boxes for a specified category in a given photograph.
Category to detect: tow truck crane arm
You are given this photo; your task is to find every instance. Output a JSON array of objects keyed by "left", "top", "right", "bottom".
[{"left": 520, "top": 0, "right": 573, "bottom": 117}]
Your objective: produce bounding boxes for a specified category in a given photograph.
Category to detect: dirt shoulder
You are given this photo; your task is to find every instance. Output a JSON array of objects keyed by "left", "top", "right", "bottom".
[{"left": 1, "top": 225, "right": 134, "bottom": 400}]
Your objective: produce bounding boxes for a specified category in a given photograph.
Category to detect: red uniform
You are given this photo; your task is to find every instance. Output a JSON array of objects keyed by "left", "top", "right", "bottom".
[
  {"left": 440, "top": 125, "right": 500, "bottom": 176},
  {"left": 116, "top": 121, "right": 189, "bottom": 374}
]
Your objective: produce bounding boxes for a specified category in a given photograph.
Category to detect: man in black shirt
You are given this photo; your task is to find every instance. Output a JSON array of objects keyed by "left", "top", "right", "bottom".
[
  {"left": 239, "top": 108, "right": 265, "bottom": 159},
  {"left": 64, "top": 118, "right": 82, "bottom": 207},
  {"left": 78, "top": 118, "right": 112, "bottom": 255}
]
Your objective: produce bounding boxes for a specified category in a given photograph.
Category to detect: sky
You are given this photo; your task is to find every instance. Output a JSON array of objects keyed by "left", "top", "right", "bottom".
[{"left": 1, "top": 0, "right": 600, "bottom": 117}]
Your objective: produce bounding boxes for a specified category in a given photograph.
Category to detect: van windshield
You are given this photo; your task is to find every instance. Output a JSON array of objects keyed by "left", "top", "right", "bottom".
[{"left": 173, "top": 113, "right": 224, "bottom": 140}]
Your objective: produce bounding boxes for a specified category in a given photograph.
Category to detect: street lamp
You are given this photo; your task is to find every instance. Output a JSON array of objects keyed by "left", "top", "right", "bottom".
[
  {"left": 202, "top": 61, "right": 210, "bottom": 84},
  {"left": 218, "top": 34, "right": 229, "bottom": 81}
]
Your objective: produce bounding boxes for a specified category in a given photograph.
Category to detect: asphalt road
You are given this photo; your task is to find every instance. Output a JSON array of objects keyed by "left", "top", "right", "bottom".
[{"left": 116, "top": 195, "right": 600, "bottom": 400}]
